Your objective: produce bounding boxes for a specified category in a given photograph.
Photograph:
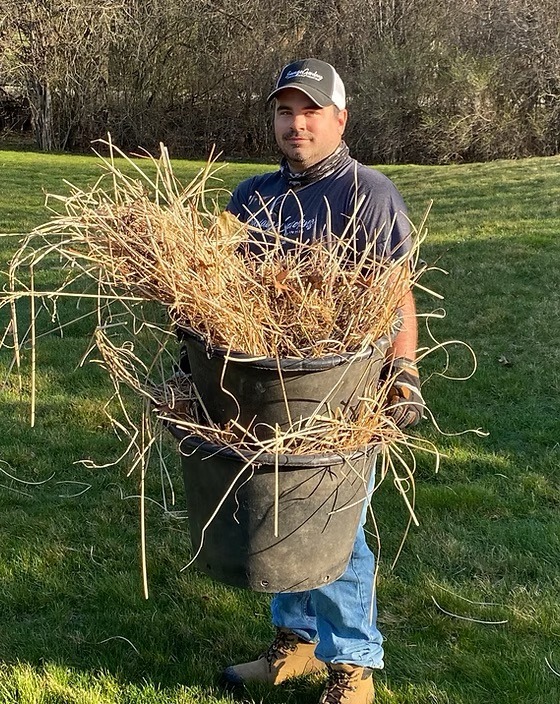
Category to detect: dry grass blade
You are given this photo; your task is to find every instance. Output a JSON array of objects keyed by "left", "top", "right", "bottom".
[{"left": 431, "top": 596, "right": 509, "bottom": 625}]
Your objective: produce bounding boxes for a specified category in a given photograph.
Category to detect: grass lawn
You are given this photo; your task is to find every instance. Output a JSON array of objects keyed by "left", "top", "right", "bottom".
[{"left": 0, "top": 146, "right": 559, "bottom": 703}]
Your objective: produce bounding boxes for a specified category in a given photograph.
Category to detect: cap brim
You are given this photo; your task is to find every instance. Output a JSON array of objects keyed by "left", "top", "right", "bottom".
[{"left": 266, "top": 84, "right": 332, "bottom": 107}]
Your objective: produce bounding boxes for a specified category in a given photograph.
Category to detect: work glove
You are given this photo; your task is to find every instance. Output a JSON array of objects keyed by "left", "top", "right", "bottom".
[{"left": 382, "top": 357, "right": 425, "bottom": 429}]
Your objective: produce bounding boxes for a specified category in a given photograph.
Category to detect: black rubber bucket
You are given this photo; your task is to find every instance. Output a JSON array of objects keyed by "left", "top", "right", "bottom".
[
  {"left": 179, "top": 328, "right": 392, "bottom": 441},
  {"left": 170, "top": 425, "right": 377, "bottom": 593}
]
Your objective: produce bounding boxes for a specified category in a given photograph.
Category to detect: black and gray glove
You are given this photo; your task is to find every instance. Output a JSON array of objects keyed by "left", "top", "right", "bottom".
[{"left": 382, "top": 357, "right": 425, "bottom": 429}]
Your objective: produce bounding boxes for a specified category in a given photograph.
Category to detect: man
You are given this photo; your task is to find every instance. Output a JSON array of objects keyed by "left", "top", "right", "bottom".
[{"left": 222, "top": 58, "right": 423, "bottom": 704}]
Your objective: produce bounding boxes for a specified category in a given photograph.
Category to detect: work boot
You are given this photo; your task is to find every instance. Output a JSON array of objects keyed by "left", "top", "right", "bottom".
[
  {"left": 318, "top": 663, "right": 375, "bottom": 703},
  {"left": 222, "top": 627, "right": 327, "bottom": 686}
]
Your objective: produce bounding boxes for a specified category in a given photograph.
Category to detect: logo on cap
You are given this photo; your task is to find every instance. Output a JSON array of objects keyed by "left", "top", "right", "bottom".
[{"left": 285, "top": 68, "right": 323, "bottom": 82}]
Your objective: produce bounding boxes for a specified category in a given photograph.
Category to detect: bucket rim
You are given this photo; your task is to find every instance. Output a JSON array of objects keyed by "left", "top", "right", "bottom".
[
  {"left": 177, "top": 325, "right": 397, "bottom": 371},
  {"left": 168, "top": 424, "right": 378, "bottom": 468}
]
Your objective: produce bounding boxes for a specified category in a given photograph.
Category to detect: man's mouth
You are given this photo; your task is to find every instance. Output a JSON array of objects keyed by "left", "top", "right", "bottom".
[{"left": 284, "top": 131, "right": 310, "bottom": 140}]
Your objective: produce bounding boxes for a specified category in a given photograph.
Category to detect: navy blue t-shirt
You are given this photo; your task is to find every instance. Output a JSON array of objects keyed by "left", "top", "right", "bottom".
[{"left": 227, "top": 155, "right": 411, "bottom": 261}]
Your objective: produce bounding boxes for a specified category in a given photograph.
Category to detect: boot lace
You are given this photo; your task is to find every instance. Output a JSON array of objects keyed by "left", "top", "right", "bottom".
[
  {"left": 321, "top": 668, "right": 356, "bottom": 703},
  {"left": 263, "top": 629, "right": 299, "bottom": 666}
]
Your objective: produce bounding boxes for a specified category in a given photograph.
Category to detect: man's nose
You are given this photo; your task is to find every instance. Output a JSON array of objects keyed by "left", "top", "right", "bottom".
[{"left": 291, "top": 112, "right": 306, "bottom": 131}]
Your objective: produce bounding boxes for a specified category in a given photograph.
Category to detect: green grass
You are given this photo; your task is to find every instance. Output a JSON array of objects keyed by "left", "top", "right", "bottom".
[{"left": 0, "top": 149, "right": 559, "bottom": 703}]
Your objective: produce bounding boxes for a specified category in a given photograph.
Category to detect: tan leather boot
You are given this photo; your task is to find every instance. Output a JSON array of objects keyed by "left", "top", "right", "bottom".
[
  {"left": 318, "top": 663, "right": 375, "bottom": 703},
  {"left": 222, "top": 627, "right": 327, "bottom": 686}
]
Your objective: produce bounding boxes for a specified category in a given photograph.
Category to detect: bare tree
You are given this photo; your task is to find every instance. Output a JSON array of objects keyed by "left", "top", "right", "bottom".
[{"left": 0, "top": 0, "right": 558, "bottom": 161}]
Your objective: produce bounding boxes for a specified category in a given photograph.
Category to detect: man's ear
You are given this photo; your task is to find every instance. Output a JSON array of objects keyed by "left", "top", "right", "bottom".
[{"left": 337, "top": 108, "right": 348, "bottom": 134}]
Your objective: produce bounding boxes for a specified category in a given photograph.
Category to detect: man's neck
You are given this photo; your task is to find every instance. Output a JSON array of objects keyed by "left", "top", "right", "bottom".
[{"left": 279, "top": 142, "right": 350, "bottom": 188}]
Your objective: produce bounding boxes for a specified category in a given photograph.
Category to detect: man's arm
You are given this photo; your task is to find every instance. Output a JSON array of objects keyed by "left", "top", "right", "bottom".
[{"left": 388, "top": 288, "right": 417, "bottom": 362}]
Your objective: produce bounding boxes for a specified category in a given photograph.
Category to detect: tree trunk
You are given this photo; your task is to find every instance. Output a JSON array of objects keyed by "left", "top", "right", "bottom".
[{"left": 30, "top": 78, "right": 54, "bottom": 151}]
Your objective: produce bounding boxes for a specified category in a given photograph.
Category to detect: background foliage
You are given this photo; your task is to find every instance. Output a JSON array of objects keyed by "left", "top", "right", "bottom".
[{"left": 1, "top": 0, "right": 559, "bottom": 163}]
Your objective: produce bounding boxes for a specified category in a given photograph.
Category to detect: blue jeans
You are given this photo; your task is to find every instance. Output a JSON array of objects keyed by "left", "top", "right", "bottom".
[{"left": 270, "top": 461, "right": 383, "bottom": 669}]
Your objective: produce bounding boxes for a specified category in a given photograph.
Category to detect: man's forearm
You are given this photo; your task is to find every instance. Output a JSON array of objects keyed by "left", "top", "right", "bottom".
[{"left": 389, "top": 288, "right": 418, "bottom": 362}]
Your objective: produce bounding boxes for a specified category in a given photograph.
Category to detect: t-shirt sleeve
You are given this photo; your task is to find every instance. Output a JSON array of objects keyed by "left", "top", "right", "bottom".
[
  {"left": 352, "top": 169, "right": 412, "bottom": 261},
  {"left": 225, "top": 183, "right": 245, "bottom": 219},
  {"left": 225, "top": 177, "right": 257, "bottom": 222}
]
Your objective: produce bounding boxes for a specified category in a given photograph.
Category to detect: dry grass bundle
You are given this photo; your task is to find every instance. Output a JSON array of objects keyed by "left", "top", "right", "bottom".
[
  {"left": 0, "top": 141, "right": 487, "bottom": 597},
  {"left": 24, "top": 138, "right": 423, "bottom": 358},
  {"left": 1, "top": 137, "right": 446, "bottom": 463},
  {"left": 1, "top": 139, "right": 457, "bottom": 460}
]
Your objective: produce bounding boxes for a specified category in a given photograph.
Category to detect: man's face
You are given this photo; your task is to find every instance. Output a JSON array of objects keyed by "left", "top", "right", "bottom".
[{"left": 273, "top": 88, "right": 348, "bottom": 172}]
